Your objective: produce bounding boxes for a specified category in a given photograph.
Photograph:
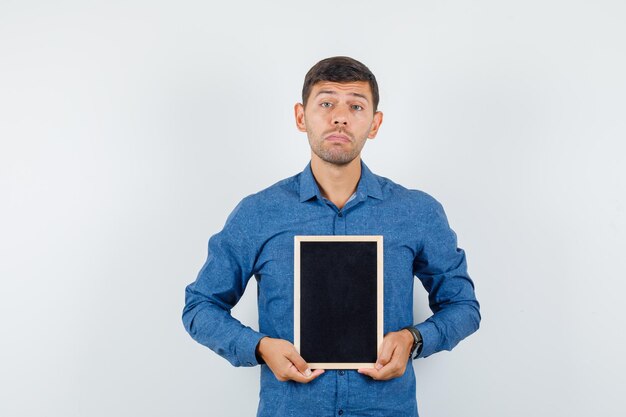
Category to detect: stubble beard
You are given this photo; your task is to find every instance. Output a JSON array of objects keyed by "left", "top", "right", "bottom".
[{"left": 309, "top": 135, "right": 366, "bottom": 166}]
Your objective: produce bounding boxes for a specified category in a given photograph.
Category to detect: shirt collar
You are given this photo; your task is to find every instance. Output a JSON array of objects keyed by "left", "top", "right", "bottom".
[{"left": 299, "top": 159, "right": 383, "bottom": 203}]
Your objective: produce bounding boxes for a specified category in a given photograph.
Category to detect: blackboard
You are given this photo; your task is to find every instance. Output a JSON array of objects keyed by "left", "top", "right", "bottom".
[{"left": 294, "top": 235, "right": 383, "bottom": 369}]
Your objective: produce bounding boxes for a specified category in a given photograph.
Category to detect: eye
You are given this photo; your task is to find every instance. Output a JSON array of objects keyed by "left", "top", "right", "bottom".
[
  {"left": 351, "top": 104, "right": 363, "bottom": 111},
  {"left": 321, "top": 102, "right": 332, "bottom": 108}
]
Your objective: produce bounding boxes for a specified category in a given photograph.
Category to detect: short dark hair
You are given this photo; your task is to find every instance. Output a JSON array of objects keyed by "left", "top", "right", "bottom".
[{"left": 302, "top": 56, "right": 380, "bottom": 112}]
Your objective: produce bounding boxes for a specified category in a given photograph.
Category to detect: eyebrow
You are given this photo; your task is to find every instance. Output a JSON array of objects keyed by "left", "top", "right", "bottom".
[{"left": 315, "top": 90, "right": 370, "bottom": 102}]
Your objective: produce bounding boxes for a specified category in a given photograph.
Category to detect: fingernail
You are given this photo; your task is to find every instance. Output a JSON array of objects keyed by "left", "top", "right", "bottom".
[
  {"left": 375, "top": 363, "right": 383, "bottom": 370},
  {"left": 305, "top": 368, "right": 312, "bottom": 377}
]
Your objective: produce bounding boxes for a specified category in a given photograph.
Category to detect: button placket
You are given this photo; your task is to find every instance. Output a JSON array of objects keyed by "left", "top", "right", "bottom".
[
  {"left": 335, "top": 209, "right": 347, "bottom": 235},
  {"left": 336, "top": 369, "right": 348, "bottom": 417}
]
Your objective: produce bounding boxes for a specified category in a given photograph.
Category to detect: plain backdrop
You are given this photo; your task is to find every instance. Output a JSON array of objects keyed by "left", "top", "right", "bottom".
[{"left": 1, "top": 1, "right": 625, "bottom": 416}]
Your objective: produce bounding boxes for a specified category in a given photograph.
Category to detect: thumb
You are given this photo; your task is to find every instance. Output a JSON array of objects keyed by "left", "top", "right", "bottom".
[
  {"left": 376, "top": 338, "right": 394, "bottom": 370},
  {"left": 286, "top": 349, "right": 312, "bottom": 377}
]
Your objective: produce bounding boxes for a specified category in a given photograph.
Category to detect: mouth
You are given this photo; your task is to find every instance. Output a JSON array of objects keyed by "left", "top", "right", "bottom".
[{"left": 324, "top": 133, "right": 351, "bottom": 143}]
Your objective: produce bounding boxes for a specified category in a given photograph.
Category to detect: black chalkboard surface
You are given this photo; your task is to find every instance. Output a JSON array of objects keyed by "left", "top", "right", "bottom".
[{"left": 294, "top": 235, "right": 383, "bottom": 369}]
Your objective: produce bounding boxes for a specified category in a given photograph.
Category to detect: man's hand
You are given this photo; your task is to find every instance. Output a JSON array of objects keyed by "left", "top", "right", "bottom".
[
  {"left": 256, "top": 337, "right": 325, "bottom": 383},
  {"left": 357, "top": 329, "right": 414, "bottom": 381}
]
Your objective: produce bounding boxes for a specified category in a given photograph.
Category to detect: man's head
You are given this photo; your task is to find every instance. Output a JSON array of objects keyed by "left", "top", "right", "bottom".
[
  {"left": 301, "top": 56, "right": 380, "bottom": 112},
  {"left": 295, "top": 56, "right": 383, "bottom": 166}
]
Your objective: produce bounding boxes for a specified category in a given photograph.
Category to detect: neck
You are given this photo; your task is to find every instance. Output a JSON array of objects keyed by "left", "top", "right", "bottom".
[{"left": 310, "top": 153, "right": 361, "bottom": 210}]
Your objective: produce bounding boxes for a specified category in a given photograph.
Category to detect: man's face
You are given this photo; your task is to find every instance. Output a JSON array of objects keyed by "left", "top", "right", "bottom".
[{"left": 295, "top": 81, "right": 383, "bottom": 166}]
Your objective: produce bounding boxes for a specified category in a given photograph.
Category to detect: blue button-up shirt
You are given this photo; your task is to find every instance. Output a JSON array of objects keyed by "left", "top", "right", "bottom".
[{"left": 182, "top": 160, "right": 480, "bottom": 417}]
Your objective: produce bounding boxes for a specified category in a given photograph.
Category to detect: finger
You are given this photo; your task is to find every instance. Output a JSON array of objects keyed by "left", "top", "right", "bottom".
[
  {"left": 308, "top": 369, "right": 325, "bottom": 380},
  {"left": 285, "top": 364, "right": 324, "bottom": 383},
  {"left": 360, "top": 365, "right": 397, "bottom": 381},
  {"left": 361, "top": 347, "right": 407, "bottom": 381},
  {"left": 372, "top": 363, "right": 399, "bottom": 380},
  {"left": 357, "top": 367, "right": 398, "bottom": 381},
  {"left": 376, "top": 339, "right": 395, "bottom": 369},
  {"left": 285, "top": 349, "right": 312, "bottom": 377},
  {"left": 376, "top": 350, "right": 409, "bottom": 380},
  {"left": 357, "top": 367, "right": 380, "bottom": 380}
]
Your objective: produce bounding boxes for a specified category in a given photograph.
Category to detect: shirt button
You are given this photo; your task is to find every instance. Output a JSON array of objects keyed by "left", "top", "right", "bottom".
[
  {"left": 339, "top": 370, "right": 345, "bottom": 376},
  {"left": 338, "top": 212, "right": 343, "bottom": 217},
  {"left": 338, "top": 410, "right": 344, "bottom": 415}
]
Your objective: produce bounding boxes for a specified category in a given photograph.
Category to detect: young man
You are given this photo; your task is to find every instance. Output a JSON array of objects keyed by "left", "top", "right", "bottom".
[{"left": 182, "top": 56, "right": 481, "bottom": 416}]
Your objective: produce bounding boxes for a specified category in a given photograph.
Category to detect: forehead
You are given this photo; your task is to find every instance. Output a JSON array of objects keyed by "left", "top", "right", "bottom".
[{"left": 309, "top": 81, "right": 373, "bottom": 101}]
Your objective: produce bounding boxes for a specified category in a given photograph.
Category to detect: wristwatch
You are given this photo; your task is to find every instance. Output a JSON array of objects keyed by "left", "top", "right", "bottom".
[{"left": 402, "top": 326, "right": 423, "bottom": 359}]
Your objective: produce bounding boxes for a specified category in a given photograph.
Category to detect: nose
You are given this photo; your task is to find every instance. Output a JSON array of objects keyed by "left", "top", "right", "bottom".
[{"left": 332, "top": 106, "right": 348, "bottom": 126}]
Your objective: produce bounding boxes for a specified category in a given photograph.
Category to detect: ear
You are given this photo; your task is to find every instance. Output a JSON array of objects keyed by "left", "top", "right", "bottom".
[
  {"left": 367, "top": 111, "right": 384, "bottom": 139},
  {"left": 294, "top": 103, "right": 307, "bottom": 132}
]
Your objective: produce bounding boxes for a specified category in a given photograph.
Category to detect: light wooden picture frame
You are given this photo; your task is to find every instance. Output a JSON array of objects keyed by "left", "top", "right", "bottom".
[{"left": 294, "top": 235, "right": 384, "bottom": 369}]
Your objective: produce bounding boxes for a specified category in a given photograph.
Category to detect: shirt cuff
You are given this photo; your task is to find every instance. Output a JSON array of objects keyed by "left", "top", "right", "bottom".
[
  {"left": 414, "top": 321, "right": 439, "bottom": 359},
  {"left": 234, "top": 326, "right": 268, "bottom": 367}
]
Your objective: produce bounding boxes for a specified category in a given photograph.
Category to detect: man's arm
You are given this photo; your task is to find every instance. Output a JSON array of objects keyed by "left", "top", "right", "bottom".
[
  {"left": 412, "top": 197, "right": 481, "bottom": 358},
  {"left": 181, "top": 198, "right": 324, "bottom": 383},
  {"left": 360, "top": 197, "right": 480, "bottom": 380},
  {"left": 182, "top": 198, "right": 266, "bottom": 367}
]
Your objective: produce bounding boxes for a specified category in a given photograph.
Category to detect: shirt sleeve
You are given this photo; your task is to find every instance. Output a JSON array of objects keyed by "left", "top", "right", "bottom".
[
  {"left": 412, "top": 197, "right": 481, "bottom": 359},
  {"left": 182, "top": 197, "right": 267, "bottom": 367}
]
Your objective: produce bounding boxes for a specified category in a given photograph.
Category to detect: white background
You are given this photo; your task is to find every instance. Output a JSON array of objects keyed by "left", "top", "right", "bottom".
[{"left": 1, "top": 1, "right": 625, "bottom": 416}]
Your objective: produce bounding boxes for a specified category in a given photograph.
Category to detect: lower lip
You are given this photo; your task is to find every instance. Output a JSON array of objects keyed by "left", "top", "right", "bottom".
[{"left": 326, "top": 136, "right": 350, "bottom": 143}]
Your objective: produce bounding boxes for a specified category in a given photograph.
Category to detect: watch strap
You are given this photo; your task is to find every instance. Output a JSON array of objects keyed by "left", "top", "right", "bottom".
[{"left": 402, "top": 325, "right": 423, "bottom": 359}]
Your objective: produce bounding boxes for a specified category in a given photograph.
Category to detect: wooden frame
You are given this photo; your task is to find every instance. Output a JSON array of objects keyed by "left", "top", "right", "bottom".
[{"left": 294, "top": 235, "right": 384, "bottom": 369}]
